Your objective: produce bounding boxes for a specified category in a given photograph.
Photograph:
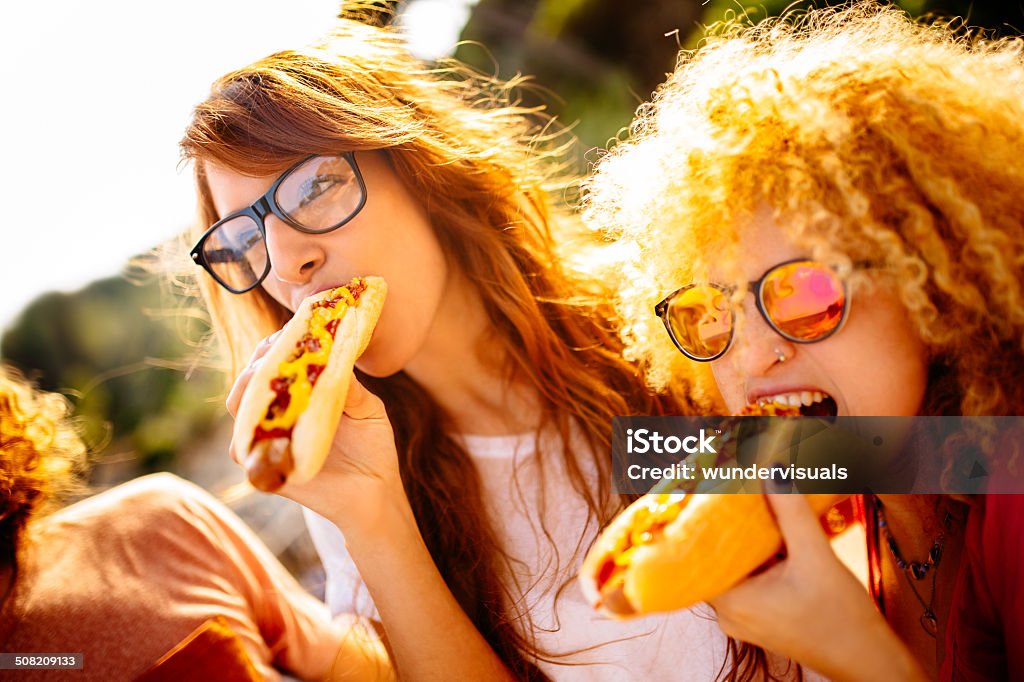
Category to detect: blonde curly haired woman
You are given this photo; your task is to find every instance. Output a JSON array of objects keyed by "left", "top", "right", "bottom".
[{"left": 584, "top": 3, "right": 1024, "bottom": 681}]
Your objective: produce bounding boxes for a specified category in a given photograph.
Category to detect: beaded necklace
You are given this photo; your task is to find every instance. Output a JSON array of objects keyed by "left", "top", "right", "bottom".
[{"left": 873, "top": 496, "right": 952, "bottom": 638}]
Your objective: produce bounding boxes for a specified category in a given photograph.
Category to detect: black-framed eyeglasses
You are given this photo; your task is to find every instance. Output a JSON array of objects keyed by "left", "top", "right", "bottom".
[
  {"left": 654, "top": 259, "right": 859, "bottom": 362},
  {"left": 190, "top": 152, "right": 367, "bottom": 294}
]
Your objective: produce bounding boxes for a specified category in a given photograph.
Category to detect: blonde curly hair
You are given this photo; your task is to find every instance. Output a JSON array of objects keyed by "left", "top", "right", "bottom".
[
  {"left": 583, "top": 2, "right": 1024, "bottom": 418},
  {"left": 0, "top": 366, "right": 87, "bottom": 557}
]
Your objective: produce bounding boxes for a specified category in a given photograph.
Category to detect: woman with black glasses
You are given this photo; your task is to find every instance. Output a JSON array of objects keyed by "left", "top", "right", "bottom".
[
  {"left": 176, "top": 6, "right": 735, "bottom": 681},
  {"left": 585, "top": 3, "right": 1024, "bottom": 680}
]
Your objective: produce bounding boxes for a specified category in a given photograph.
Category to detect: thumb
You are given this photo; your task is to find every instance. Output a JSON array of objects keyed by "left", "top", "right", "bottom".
[
  {"left": 763, "top": 489, "right": 831, "bottom": 561},
  {"left": 343, "top": 375, "right": 387, "bottom": 421}
]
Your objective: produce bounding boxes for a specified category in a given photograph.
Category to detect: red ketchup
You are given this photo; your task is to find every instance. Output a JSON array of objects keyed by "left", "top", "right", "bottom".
[
  {"left": 253, "top": 425, "right": 292, "bottom": 443},
  {"left": 253, "top": 279, "right": 365, "bottom": 444},
  {"left": 306, "top": 363, "right": 326, "bottom": 385}
]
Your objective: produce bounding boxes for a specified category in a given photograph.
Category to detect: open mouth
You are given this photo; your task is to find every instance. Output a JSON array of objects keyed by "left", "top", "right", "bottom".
[{"left": 750, "top": 391, "right": 839, "bottom": 418}]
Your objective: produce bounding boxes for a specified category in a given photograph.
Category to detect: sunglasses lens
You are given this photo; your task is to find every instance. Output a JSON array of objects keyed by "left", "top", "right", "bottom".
[
  {"left": 201, "top": 215, "right": 268, "bottom": 292},
  {"left": 665, "top": 285, "right": 733, "bottom": 359},
  {"left": 761, "top": 261, "right": 845, "bottom": 341},
  {"left": 275, "top": 155, "right": 364, "bottom": 232}
]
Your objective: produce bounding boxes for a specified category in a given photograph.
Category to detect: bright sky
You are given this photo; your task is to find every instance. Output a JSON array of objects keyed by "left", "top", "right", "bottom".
[{"left": 0, "top": 0, "right": 476, "bottom": 330}]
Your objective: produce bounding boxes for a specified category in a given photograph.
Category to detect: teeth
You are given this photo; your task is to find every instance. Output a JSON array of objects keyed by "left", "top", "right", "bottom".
[{"left": 757, "top": 391, "right": 829, "bottom": 408}]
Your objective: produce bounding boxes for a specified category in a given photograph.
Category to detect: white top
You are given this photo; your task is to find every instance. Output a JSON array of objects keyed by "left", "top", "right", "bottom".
[{"left": 303, "top": 429, "right": 804, "bottom": 680}]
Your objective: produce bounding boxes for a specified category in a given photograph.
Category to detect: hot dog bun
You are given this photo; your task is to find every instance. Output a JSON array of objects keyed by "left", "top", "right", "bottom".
[
  {"left": 581, "top": 404, "right": 839, "bottom": 617},
  {"left": 233, "top": 277, "right": 387, "bottom": 491},
  {"left": 580, "top": 491, "right": 842, "bottom": 617}
]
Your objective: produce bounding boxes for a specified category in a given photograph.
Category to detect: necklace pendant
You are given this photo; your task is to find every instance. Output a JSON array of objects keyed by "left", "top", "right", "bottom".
[
  {"left": 920, "top": 610, "right": 938, "bottom": 638},
  {"left": 910, "top": 562, "right": 929, "bottom": 580}
]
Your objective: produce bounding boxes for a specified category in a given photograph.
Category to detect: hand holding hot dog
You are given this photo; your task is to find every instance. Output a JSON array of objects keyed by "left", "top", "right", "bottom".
[
  {"left": 708, "top": 493, "right": 928, "bottom": 682},
  {"left": 225, "top": 277, "right": 405, "bottom": 530}
]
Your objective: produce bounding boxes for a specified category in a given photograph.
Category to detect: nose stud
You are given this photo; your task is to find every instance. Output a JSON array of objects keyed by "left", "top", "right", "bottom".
[{"left": 774, "top": 347, "right": 788, "bottom": 364}]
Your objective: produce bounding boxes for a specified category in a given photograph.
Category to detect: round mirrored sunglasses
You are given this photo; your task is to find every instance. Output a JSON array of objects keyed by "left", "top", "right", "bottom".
[{"left": 654, "top": 259, "right": 854, "bottom": 362}]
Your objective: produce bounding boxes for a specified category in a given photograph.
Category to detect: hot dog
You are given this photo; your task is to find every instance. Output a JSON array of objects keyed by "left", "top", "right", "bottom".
[
  {"left": 233, "top": 276, "right": 387, "bottom": 492},
  {"left": 581, "top": 401, "right": 841, "bottom": 617},
  {"left": 580, "top": 490, "right": 843, "bottom": 617}
]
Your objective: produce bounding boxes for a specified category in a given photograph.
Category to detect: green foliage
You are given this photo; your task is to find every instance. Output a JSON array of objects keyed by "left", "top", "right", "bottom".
[
  {"left": 457, "top": 0, "right": 1024, "bottom": 165},
  {"left": 1, "top": 274, "right": 225, "bottom": 479}
]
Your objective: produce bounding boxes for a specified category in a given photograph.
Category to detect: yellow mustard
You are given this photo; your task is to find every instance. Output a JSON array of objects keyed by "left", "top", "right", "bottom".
[
  {"left": 259, "top": 286, "right": 353, "bottom": 430},
  {"left": 613, "top": 494, "right": 686, "bottom": 566}
]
